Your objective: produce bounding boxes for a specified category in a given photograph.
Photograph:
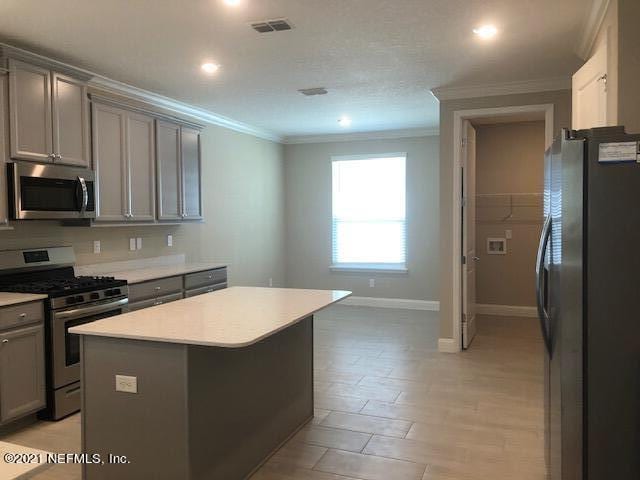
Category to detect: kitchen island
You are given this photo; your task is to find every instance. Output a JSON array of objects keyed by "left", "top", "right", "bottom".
[{"left": 70, "top": 286, "right": 350, "bottom": 480}]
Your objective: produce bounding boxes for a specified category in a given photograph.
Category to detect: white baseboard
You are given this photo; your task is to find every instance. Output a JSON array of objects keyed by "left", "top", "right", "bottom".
[
  {"left": 476, "top": 304, "right": 537, "bottom": 318},
  {"left": 438, "top": 338, "right": 460, "bottom": 353},
  {"left": 340, "top": 296, "right": 439, "bottom": 311}
]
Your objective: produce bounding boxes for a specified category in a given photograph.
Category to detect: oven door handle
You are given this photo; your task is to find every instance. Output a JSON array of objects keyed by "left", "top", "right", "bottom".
[
  {"left": 53, "top": 298, "right": 129, "bottom": 322},
  {"left": 77, "top": 176, "right": 88, "bottom": 214}
]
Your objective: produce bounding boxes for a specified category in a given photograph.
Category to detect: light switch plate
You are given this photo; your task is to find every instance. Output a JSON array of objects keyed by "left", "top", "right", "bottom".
[
  {"left": 115, "top": 375, "right": 137, "bottom": 394},
  {"left": 167, "top": 234, "right": 173, "bottom": 247},
  {"left": 93, "top": 240, "right": 101, "bottom": 254},
  {"left": 505, "top": 229, "right": 513, "bottom": 239},
  {"left": 136, "top": 237, "right": 142, "bottom": 250},
  {"left": 369, "top": 279, "right": 375, "bottom": 288},
  {"left": 268, "top": 278, "right": 273, "bottom": 287},
  {"left": 129, "top": 238, "right": 136, "bottom": 251}
]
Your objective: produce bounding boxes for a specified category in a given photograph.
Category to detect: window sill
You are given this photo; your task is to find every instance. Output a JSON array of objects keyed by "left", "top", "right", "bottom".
[{"left": 330, "top": 264, "right": 408, "bottom": 274}]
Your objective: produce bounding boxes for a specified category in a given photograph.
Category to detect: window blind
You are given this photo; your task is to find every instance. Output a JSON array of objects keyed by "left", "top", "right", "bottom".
[{"left": 331, "top": 154, "right": 406, "bottom": 269}]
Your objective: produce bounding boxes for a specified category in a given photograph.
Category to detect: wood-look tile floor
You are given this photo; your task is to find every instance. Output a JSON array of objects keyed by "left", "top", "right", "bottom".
[{"left": 1, "top": 306, "right": 545, "bottom": 480}]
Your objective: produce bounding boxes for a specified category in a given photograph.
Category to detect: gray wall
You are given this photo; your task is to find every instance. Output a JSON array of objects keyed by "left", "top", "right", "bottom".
[
  {"left": 438, "top": 90, "right": 572, "bottom": 339},
  {"left": 0, "top": 124, "right": 286, "bottom": 288},
  {"left": 475, "top": 121, "right": 545, "bottom": 307},
  {"left": 283, "top": 136, "right": 439, "bottom": 301}
]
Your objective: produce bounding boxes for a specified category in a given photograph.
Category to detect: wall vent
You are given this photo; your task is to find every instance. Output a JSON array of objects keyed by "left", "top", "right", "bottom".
[
  {"left": 251, "top": 18, "right": 294, "bottom": 33},
  {"left": 298, "top": 87, "right": 328, "bottom": 96}
]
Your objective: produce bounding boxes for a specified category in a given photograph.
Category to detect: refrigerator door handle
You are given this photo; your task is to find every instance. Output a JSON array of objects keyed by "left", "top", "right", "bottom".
[{"left": 536, "top": 215, "right": 552, "bottom": 353}]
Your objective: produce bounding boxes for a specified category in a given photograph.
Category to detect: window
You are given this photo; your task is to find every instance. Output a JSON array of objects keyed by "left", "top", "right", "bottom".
[{"left": 331, "top": 154, "right": 407, "bottom": 271}]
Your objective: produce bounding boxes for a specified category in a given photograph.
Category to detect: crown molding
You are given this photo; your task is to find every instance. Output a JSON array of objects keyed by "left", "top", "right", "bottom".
[
  {"left": 576, "top": 0, "right": 611, "bottom": 60},
  {"left": 430, "top": 77, "right": 571, "bottom": 102},
  {"left": 283, "top": 127, "right": 439, "bottom": 145},
  {"left": 88, "top": 76, "right": 282, "bottom": 143},
  {"left": 0, "top": 42, "right": 282, "bottom": 143}
]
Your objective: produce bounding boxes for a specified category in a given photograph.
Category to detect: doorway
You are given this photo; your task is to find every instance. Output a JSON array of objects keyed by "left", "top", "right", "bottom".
[{"left": 453, "top": 104, "right": 554, "bottom": 350}]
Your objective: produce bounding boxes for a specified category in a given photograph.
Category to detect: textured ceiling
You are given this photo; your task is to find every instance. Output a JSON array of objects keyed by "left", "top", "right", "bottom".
[{"left": 0, "top": 0, "right": 587, "bottom": 139}]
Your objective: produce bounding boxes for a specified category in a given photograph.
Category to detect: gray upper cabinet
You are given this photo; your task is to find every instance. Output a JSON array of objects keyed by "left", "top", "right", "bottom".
[
  {"left": 127, "top": 112, "right": 156, "bottom": 221},
  {"left": 180, "top": 127, "right": 202, "bottom": 220},
  {"left": 0, "top": 322, "right": 46, "bottom": 423},
  {"left": 92, "top": 101, "right": 155, "bottom": 223},
  {"left": 92, "top": 102, "right": 127, "bottom": 222},
  {"left": 51, "top": 73, "right": 90, "bottom": 167},
  {"left": 8, "top": 59, "right": 52, "bottom": 163},
  {"left": 156, "top": 121, "right": 202, "bottom": 221},
  {"left": 8, "top": 59, "right": 89, "bottom": 167},
  {"left": 156, "top": 120, "right": 182, "bottom": 220},
  {"left": 0, "top": 73, "right": 9, "bottom": 225}
]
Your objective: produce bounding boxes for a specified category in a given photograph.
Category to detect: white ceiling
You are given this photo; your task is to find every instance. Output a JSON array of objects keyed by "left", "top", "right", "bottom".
[{"left": 0, "top": 0, "right": 588, "bottom": 140}]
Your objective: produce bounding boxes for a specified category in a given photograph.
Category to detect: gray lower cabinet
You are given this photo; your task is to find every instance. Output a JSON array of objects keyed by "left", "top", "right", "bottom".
[
  {"left": 129, "top": 292, "right": 184, "bottom": 311},
  {"left": 8, "top": 59, "right": 89, "bottom": 167},
  {"left": 92, "top": 101, "right": 156, "bottom": 222},
  {"left": 0, "top": 302, "right": 46, "bottom": 424},
  {"left": 156, "top": 120, "right": 202, "bottom": 221},
  {"left": 128, "top": 267, "right": 227, "bottom": 311},
  {"left": 184, "top": 283, "right": 226, "bottom": 298}
]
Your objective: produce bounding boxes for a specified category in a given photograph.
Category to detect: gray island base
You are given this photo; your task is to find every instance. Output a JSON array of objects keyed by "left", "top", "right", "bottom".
[{"left": 71, "top": 287, "right": 350, "bottom": 480}]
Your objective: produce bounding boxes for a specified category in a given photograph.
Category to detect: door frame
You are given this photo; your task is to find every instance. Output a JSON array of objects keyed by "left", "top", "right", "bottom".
[{"left": 449, "top": 103, "right": 555, "bottom": 352}]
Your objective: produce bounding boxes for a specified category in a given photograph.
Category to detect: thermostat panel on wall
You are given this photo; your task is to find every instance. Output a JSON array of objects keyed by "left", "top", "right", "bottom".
[{"left": 487, "top": 238, "right": 507, "bottom": 255}]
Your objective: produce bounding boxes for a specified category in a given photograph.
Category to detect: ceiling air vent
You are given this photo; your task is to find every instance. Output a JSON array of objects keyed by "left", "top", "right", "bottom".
[
  {"left": 250, "top": 18, "right": 294, "bottom": 33},
  {"left": 298, "top": 87, "right": 328, "bottom": 96}
]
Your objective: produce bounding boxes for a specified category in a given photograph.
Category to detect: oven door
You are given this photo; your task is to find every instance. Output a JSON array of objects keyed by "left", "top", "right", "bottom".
[
  {"left": 9, "top": 162, "right": 96, "bottom": 220},
  {"left": 51, "top": 297, "right": 128, "bottom": 389}
]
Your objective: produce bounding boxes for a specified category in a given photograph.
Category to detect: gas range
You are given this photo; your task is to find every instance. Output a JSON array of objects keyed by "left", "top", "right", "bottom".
[
  {"left": 1, "top": 269, "right": 128, "bottom": 309},
  {"left": 0, "top": 247, "right": 129, "bottom": 420}
]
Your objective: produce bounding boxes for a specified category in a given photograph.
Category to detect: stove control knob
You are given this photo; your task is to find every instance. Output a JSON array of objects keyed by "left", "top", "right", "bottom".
[
  {"left": 90, "top": 292, "right": 100, "bottom": 300},
  {"left": 111, "top": 288, "right": 121, "bottom": 296},
  {"left": 76, "top": 295, "right": 84, "bottom": 303},
  {"left": 66, "top": 297, "right": 76, "bottom": 305}
]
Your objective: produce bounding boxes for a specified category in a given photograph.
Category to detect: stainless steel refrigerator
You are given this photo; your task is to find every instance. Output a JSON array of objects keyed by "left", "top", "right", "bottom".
[{"left": 537, "top": 126, "right": 640, "bottom": 479}]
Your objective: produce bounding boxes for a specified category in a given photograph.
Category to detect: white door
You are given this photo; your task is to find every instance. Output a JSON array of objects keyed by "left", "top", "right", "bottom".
[
  {"left": 461, "top": 120, "right": 478, "bottom": 349},
  {"left": 572, "top": 40, "right": 609, "bottom": 129}
]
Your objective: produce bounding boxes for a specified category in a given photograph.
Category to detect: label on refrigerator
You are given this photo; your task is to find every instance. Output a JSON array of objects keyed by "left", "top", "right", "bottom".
[{"left": 598, "top": 142, "right": 638, "bottom": 163}]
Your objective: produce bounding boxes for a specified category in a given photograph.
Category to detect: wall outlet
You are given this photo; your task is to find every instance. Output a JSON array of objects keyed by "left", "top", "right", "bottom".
[
  {"left": 369, "top": 278, "right": 375, "bottom": 288},
  {"left": 93, "top": 240, "right": 101, "bottom": 254},
  {"left": 505, "top": 229, "right": 513, "bottom": 239},
  {"left": 167, "top": 234, "right": 173, "bottom": 247},
  {"left": 136, "top": 237, "right": 142, "bottom": 250},
  {"left": 268, "top": 278, "right": 273, "bottom": 287},
  {"left": 115, "top": 375, "right": 137, "bottom": 394},
  {"left": 129, "top": 238, "right": 136, "bottom": 251}
]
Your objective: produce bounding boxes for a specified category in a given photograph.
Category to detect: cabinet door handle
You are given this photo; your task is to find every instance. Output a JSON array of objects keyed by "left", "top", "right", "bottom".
[
  {"left": 2, "top": 339, "right": 8, "bottom": 344},
  {"left": 18, "top": 313, "right": 26, "bottom": 318},
  {"left": 154, "top": 286, "right": 161, "bottom": 291}
]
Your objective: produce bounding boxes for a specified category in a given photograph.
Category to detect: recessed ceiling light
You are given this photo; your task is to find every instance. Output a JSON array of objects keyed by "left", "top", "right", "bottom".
[
  {"left": 201, "top": 62, "right": 220, "bottom": 75},
  {"left": 473, "top": 24, "right": 498, "bottom": 39},
  {"left": 338, "top": 116, "right": 352, "bottom": 127},
  {"left": 224, "top": 0, "right": 241, "bottom": 6}
]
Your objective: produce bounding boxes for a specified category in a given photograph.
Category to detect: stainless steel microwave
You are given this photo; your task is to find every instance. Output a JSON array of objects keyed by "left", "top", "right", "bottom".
[{"left": 8, "top": 162, "right": 96, "bottom": 220}]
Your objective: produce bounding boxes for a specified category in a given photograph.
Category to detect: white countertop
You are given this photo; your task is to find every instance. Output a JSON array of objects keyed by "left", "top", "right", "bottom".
[
  {"left": 0, "top": 441, "right": 50, "bottom": 479},
  {"left": 75, "top": 255, "right": 227, "bottom": 284},
  {"left": 70, "top": 287, "right": 351, "bottom": 347},
  {"left": 84, "top": 262, "right": 227, "bottom": 285},
  {"left": 0, "top": 292, "right": 48, "bottom": 307}
]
